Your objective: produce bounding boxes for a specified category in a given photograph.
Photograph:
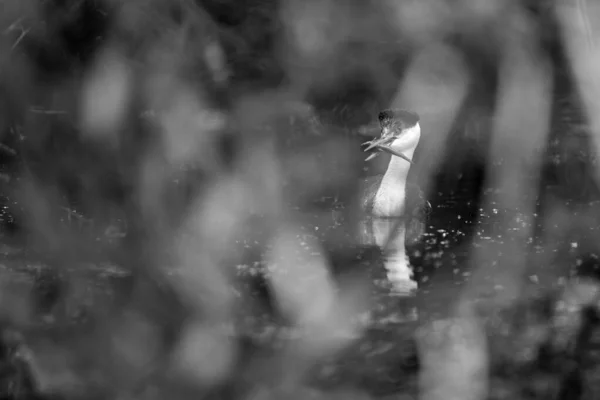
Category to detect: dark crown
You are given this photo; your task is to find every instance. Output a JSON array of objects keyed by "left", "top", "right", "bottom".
[{"left": 378, "top": 109, "right": 420, "bottom": 130}]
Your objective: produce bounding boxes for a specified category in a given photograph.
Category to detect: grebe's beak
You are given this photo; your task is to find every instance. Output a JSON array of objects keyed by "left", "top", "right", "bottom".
[
  {"left": 362, "top": 126, "right": 395, "bottom": 152},
  {"left": 373, "top": 145, "right": 413, "bottom": 164},
  {"left": 361, "top": 127, "right": 413, "bottom": 164}
]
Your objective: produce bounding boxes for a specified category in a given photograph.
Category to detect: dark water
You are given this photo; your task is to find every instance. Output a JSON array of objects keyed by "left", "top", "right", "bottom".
[{"left": 405, "top": 92, "right": 600, "bottom": 322}]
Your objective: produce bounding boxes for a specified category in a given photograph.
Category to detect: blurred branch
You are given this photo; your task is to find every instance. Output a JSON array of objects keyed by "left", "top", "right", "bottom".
[{"left": 0, "top": 143, "right": 16, "bottom": 156}]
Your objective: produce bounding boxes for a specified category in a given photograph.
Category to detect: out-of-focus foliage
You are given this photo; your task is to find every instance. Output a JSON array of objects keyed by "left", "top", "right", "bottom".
[{"left": 0, "top": 0, "right": 599, "bottom": 399}]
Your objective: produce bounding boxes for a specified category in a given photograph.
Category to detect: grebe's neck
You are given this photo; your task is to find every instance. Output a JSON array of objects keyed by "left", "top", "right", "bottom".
[
  {"left": 383, "top": 122, "right": 421, "bottom": 184},
  {"left": 388, "top": 123, "right": 421, "bottom": 159},
  {"left": 384, "top": 143, "right": 417, "bottom": 181},
  {"left": 371, "top": 123, "right": 421, "bottom": 217}
]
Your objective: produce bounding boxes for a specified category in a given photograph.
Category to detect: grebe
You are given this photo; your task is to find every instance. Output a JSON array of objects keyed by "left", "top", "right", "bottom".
[{"left": 359, "top": 109, "right": 426, "bottom": 297}]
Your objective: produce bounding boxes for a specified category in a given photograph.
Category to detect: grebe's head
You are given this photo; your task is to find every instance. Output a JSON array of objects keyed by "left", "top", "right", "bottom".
[{"left": 363, "top": 109, "right": 421, "bottom": 163}]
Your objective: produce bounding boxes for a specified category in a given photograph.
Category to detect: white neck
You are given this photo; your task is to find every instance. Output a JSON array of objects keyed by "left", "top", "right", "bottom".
[{"left": 371, "top": 123, "right": 421, "bottom": 217}]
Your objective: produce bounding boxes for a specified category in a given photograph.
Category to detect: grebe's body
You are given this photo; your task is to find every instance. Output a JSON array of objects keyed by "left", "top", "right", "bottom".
[{"left": 359, "top": 109, "right": 425, "bottom": 296}]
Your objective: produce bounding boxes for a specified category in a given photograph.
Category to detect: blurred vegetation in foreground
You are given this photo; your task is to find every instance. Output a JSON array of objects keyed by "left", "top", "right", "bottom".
[{"left": 2, "top": 0, "right": 600, "bottom": 399}]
